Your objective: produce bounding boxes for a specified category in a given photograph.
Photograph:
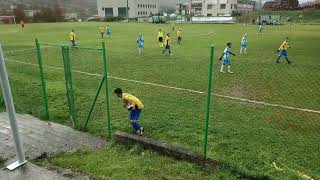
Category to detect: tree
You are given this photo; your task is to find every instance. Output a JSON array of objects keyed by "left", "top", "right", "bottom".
[{"left": 13, "top": 6, "right": 25, "bottom": 22}]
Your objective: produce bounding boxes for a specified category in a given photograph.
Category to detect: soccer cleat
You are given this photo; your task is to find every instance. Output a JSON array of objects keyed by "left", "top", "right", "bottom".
[
  {"left": 287, "top": 61, "right": 292, "bottom": 64},
  {"left": 228, "top": 71, "right": 234, "bottom": 74},
  {"left": 220, "top": 71, "right": 225, "bottom": 73},
  {"left": 139, "top": 127, "right": 144, "bottom": 135},
  {"left": 170, "top": 54, "right": 173, "bottom": 56}
]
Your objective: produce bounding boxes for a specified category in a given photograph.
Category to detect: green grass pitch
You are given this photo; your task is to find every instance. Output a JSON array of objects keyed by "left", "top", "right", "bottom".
[{"left": 0, "top": 22, "right": 319, "bottom": 179}]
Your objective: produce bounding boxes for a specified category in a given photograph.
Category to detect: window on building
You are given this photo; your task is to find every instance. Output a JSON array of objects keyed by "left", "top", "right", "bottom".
[
  {"left": 234, "top": 5, "right": 237, "bottom": 9},
  {"left": 118, "top": 7, "right": 127, "bottom": 17},
  {"left": 207, "top": 13, "right": 212, "bottom": 16},
  {"left": 138, "top": 11, "right": 140, "bottom": 15},
  {"left": 220, "top": 4, "right": 226, "bottom": 9},
  {"left": 102, "top": 7, "right": 104, "bottom": 10},
  {"left": 207, "top": 4, "right": 212, "bottom": 9},
  {"left": 148, "top": 4, "right": 150, "bottom": 8}
]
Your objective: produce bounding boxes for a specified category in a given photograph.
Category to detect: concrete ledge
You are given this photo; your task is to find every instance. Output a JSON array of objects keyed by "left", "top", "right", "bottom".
[{"left": 114, "top": 131, "right": 220, "bottom": 168}]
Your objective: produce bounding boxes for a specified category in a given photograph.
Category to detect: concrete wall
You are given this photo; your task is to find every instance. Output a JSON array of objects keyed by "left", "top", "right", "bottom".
[{"left": 97, "top": 0, "right": 159, "bottom": 18}]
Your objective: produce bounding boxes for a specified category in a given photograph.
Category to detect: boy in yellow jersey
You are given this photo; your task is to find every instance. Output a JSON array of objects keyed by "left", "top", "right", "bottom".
[
  {"left": 177, "top": 29, "right": 182, "bottom": 44},
  {"left": 114, "top": 88, "right": 144, "bottom": 135},
  {"left": 162, "top": 34, "right": 173, "bottom": 55},
  {"left": 276, "top": 37, "right": 291, "bottom": 64},
  {"left": 158, "top": 29, "right": 164, "bottom": 47},
  {"left": 69, "top": 29, "right": 76, "bottom": 47},
  {"left": 99, "top": 25, "right": 104, "bottom": 38}
]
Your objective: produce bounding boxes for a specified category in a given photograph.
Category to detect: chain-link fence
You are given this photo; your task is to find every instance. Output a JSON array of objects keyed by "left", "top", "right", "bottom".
[{"left": 1, "top": 37, "right": 319, "bottom": 178}]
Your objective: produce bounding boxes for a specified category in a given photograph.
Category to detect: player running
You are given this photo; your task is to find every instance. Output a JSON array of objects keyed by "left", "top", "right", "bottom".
[
  {"left": 177, "top": 29, "right": 182, "bottom": 45},
  {"left": 114, "top": 88, "right": 144, "bottom": 135},
  {"left": 276, "top": 37, "right": 291, "bottom": 64},
  {"left": 137, "top": 33, "right": 144, "bottom": 54},
  {"left": 99, "top": 25, "right": 104, "bottom": 38},
  {"left": 158, "top": 29, "right": 164, "bottom": 47},
  {"left": 106, "top": 25, "right": 111, "bottom": 38},
  {"left": 240, "top": 33, "right": 248, "bottom": 54},
  {"left": 69, "top": 29, "right": 77, "bottom": 47},
  {"left": 219, "top": 42, "right": 236, "bottom": 74},
  {"left": 162, "top": 34, "right": 173, "bottom": 56}
]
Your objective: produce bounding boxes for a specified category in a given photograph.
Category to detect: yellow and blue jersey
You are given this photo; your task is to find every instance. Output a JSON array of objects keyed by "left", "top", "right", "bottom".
[
  {"left": 69, "top": 32, "right": 76, "bottom": 41},
  {"left": 99, "top": 26, "right": 104, "bottom": 33},
  {"left": 279, "top": 41, "right": 290, "bottom": 51},
  {"left": 165, "top": 36, "right": 171, "bottom": 46},
  {"left": 177, "top": 30, "right": 182, "bottom": 37},
  {"left": 122, "top": 93, "right": 144, "bottom": 110}
]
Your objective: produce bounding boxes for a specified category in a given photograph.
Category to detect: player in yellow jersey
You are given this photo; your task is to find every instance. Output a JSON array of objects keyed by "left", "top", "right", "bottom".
[
  {"left": 99, "top": 25, "right": 104, "bottom": 38},
  {"left": 69, "top": 29, "right": 76, "bottom": 47},
  {"left": 158, "top": 29, "right": 164, "bottom": 47},
  {"left": 177, "top": 29, "right": 182, "bottom": 45},
  {"left": 276, "top": 37, "right": 291, "bottom": 64},
  {"left": 114, "top": 88, "right": 144, "bottom": 135},
  {"left": 162, "top": 34, "right": 173, "bottom": 55}
]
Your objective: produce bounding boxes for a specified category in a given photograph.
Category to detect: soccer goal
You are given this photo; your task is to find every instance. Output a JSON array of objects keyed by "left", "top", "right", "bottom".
[{"left": 0, "top": 16, "right": 16, "bottom": 24}]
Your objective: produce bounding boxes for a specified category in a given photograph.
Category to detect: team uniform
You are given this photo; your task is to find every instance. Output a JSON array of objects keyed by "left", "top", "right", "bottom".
[
  {"left": 258, "top": 24, "right": 263, "bottom": 33},
  {"left": 106, "top": 26, "right": 111, "bottom": 38},
  {"left": 99, "top": 26, "right": 104, "bottom": 38},
  {"left": 20, "top": 20, "right": 25, "bottom": 28},
  {"left": 137, "top": 35, "right": 144, "bottom": 54},
  {"left": 177, "top": 30, "right": 182, "bottom": 44},
  {"left": 69, "top": 31, "right": 76, "bottom": 47},
  {"left": 240, "top": 35, "right": 248, "bottom": 54},
  {"left": 223, "top": 47, "right": 231, "bottom": 65},
  {"left": 162, "top": 36, "right": 173, "bottom": 55},
  {"left": 220, "top": 45, "right": 234, "bottom": 73},
  {"left": 158, "top": 31, "right": 164, "bottom": 47},
  {"left": 122, "top": 93, "right": 144, "bottom": 133},
  {"left": 276, "top": 40, "right": 291, "bottom": 64}
]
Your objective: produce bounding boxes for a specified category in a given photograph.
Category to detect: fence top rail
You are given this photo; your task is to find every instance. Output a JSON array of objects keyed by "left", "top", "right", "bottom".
[{"left": 39, "top": 43, "right": 103, "bottom": 51}]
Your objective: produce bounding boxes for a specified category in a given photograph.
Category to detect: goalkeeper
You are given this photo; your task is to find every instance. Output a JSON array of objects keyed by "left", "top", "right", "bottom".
[{"left": 114, "top": 88, "right": 144, "bottom": 135}]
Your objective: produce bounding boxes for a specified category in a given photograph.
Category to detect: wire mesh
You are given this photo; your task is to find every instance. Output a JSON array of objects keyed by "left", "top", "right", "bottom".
[
  {"left": 1, "top": 47, "right": 44, "bottom": 118},
  {"left": 209, "top": 60, "right": 320, "bottom": 177}
]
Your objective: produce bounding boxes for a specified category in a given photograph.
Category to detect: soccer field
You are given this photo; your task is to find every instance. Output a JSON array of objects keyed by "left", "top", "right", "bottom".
[{"left": 0, "top": 22, "right": 319, "bottom": 179}]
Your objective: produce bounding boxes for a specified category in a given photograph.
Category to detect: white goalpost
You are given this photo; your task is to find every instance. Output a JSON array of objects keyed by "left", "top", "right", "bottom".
[{"left": 0, "top": 16, "right": 16, "bottom": 24}]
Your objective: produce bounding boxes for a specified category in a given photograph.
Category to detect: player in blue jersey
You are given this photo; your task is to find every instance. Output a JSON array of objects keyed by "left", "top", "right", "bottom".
[
  {"left": 137, "top": 33, "right": 144, "bottom": 54},
  {"left": 219, "top": 42, "right": 236, "bottom": 74},
  {"left": 240, "top": 33, "right": 248, "bottom": 54}
]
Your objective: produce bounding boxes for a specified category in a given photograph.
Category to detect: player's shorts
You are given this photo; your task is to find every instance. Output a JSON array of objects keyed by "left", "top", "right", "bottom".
[
  {"left": 279, "top": 50, "right": 287, "bottom": 57},
  {"left": 138, "top": 43, "right": 144, "bottom": 48},
  {"left": 223, "top": 58, "right": 230, "bottom": 65},
  {"left": 165, "top": 45, "right": 170, "bottom": 50},
  {"left": 106, "top": 31, "right": 111, "bottom": 35},
  {"left": 242, "top": 43, "right": 247, "bottom": 48},
  {"left": 158, "top": 37, "right": 163, "bottom": 42},
  {"left": 129, "top": 109, "right": 142, "bottom": 121}
]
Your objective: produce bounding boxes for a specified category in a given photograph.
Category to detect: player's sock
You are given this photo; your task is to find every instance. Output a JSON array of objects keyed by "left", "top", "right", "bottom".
[
  {"left": 132, "top": 121, "right": 141, "bottom": 131},
  {"left": 228, "top": 66, "right": 233, "bottom": 73},
  {"left": 276, "top": 56, "right": 281, "bottom": 63},
  {"left": 220, "top": 64, "right": 225, "bottom": 73}
]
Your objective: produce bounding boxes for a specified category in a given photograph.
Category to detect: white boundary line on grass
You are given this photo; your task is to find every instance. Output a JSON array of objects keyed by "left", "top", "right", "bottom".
[
  {"left": 5, "top": 59, "right": 320, "bottom": 115},
  {"left": 3, "top": 48, "right": 35, "bottom": 54}
]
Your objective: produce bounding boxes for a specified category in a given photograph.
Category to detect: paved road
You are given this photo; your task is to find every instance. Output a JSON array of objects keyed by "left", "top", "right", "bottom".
[{"left": 0, "top": 113, "right": 108, "bottom": 179}]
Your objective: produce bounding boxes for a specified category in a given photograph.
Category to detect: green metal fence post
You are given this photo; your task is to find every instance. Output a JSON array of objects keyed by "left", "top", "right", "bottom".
[
  {"left": 203, "top": 45, "right": 214, "bottom": 157},
  {"left": 62, "top": 46, "right": 78, "bottom": 129},
  {"left": 35, "top": 38, "right": 50, "bottom": 120},
  {"left": 102, "top": 42, "right": 112, "bottom": 139}
]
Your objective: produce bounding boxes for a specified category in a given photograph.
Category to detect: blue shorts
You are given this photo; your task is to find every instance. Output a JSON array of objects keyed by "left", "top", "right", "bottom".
[
  {"left": 279, "top": 50, "right": 287, "bottom": 57},
  {"left": 165, "top": 45, "right": 170, "bottom": 50},
  {"left": 223, "top": 59, "right": 230, "bottom": 65},
  {"left": 129, "top": 109, "right": 142, "bottom": 121},
  {"left": 242, "top": 43, "right": 247, "bottom": 48},
  {"left": 138, "top": 43, "right": 144, "bottom": 48}
]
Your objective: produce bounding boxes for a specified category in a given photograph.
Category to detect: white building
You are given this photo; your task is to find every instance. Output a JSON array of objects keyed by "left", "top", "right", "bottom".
[
  {"left": 97, "top": 0, "right": 159, "bottom": 18},
  {"left": 65, "top": 13, "right": 78, "bottom": 20},
  {"left": 176, "top": 0, "right": 255, "bottom": 17}
]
